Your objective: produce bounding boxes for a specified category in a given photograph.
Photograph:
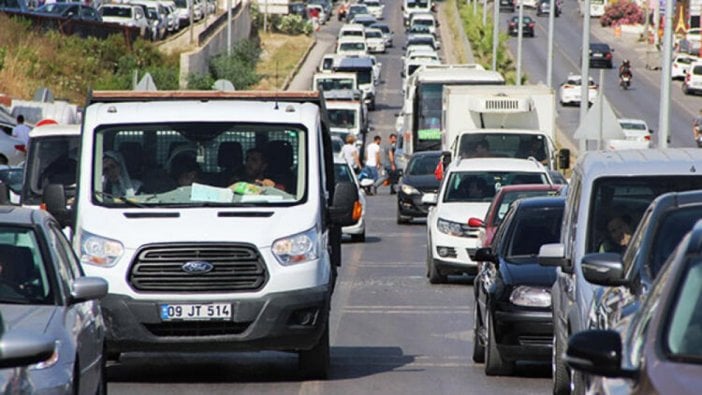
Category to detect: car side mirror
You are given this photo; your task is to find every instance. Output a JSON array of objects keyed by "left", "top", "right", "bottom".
[
  {"left": 474, "top": 247, "right": 497, "bottom": 263},
  {"left": 581, "top": 253, "right": 628, "bottom": 286},
  {"left": 0, "top": 332, "right": 55, "bottom": 369},
  {"left": 71, "top": 277, "right": 109, "bottom": 304},
  {"left": 421, "top": 192, "right": 437, "bottom": 206},
  {"left": 468, "top": 217, "right": 484, "bottom": 228},
  {"left": 565, "top": 330, "right": 638, "bottom": 379},
  {"left": 558, "top": 148, "right": 570, "bottom": 170},
  {"left": 43, "top": 183, "right": 74, "bottom": 229},
  {"left": 537, "top": 243, "right": 572, "bottom": 273},
  {"left": 329, "top": 182, "right": 359, "bottom": 226}
]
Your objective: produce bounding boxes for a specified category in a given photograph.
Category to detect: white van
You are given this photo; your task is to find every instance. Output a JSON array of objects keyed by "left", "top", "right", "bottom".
[
  {"left": 538, "top": 148, "right": 702, "bottom": 394},
  {"left": 43, "top": 91, "right": 359, "bottom": 379}
]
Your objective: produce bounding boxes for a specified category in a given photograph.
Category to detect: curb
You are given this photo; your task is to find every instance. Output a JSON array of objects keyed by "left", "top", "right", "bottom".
[{"left": 283, "top": 35, "right": 317, "bottom": 90}]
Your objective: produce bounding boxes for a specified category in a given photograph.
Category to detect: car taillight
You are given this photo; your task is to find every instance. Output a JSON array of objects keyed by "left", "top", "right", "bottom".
[
  {"left": 14, "top": 144, "right": 26, "bottom": 153},
  {"left": 644, "top": 135, "right": 651, "bottom": 141},
  {"left": 605, "top": 53, "right": 612, "bottom": 59},
  {"left": 528, "top": 23, "right": 535, "bottom": 27}
]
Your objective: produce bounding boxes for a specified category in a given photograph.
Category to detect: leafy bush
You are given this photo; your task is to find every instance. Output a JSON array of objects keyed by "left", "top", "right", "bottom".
[
  {"left": 600, "top": 1, "right": 644, "bottom": 27},
  {"left": 188, "top": 39, "right": 261, "bottom": 90},
  {"left": 277, "top": 14, "right": 313, "bottom": 35}
]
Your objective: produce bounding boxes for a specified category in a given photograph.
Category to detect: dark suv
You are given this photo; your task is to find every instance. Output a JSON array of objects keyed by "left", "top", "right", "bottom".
[
  {"left": 588, "top": 43, "right": 614, "bottom": 69},
  {"left": 499, "top": 0, "right": 515, "bottom": 12},
  {"left": 536, "top": 0, "right": 560, "bottom": 17},
  {"left": 582, "top": 190, "right": 702, "bottom": 331},
  {"left": 472, "top": 197, "right": 564, "bottom": 375}
]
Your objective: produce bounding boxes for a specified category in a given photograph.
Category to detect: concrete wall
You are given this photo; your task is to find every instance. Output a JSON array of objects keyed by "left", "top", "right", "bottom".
[{"left": 179, "top": 4, "right": 252, "bottom": 88}]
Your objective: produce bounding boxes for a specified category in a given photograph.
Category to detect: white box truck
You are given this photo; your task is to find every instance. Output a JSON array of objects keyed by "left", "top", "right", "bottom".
[
  {"left": 441, "top": 84, "right": 564, "bottom": 170},
  {"left": 43, "top": 90, "right": 360, "bottom": 379}
]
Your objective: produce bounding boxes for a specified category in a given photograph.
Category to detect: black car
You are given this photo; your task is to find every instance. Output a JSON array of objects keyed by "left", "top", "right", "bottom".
[
  {"left": 499, "top": 0, "right": 515, "bottom": 12},
  {"left": 472, "top": 196, "right": 564, "bottom": 375},
  {"left": 536, "top": 0, "right": 560, "bottom": 17},
  {"left": 33, "top": 2, "right": 102, "bottom": 22},
  {"left": 397, "top": 151, "right": 441, "bottom": 224},
  {"left": 589, "top": 42, "right": 614, "bottom": 69},
  {"left": 507, "top": 16, "right": 535, "bottom": 37}
]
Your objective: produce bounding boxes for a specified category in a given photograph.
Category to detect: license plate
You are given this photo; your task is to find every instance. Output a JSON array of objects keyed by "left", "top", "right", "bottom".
[
  {"left": 593, "top": 53, "right": 603, "bottom": 58},
  {"left": 160, "top": 303, "right": 232, "bottom": 321}
]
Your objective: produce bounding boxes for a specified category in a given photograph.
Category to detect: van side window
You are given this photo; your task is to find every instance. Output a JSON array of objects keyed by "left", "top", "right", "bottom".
[{"left": 563, "top": 173, "right": 581, "bottom": 256}]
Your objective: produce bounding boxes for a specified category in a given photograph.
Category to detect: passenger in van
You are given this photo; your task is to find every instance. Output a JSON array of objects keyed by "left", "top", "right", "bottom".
[
  {"left": 517, "top": 137, "right": 547, "bottom": 163},
  {"left": 599, "top": 215, "right": 633, "bottom": 254},
  {"left": 170, "top": 153, "right": 201, "bottom": 187},
  {"left": 240, "top": 147, "right": 285, "bottom": 191},
  {"left": 103, "top": 151, "right": 141, "bottom": 198},
  {"left": 461, "top": 139, "right": 491, "bottom": 158}
]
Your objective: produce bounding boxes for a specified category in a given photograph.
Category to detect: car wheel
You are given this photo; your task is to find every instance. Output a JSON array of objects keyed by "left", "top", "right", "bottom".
[
  {"left": 683, "top": 84, "right": 690, "bottom": 94},
  {"left": 472, "top": 304, "right": 485, "bottom": 363},
  {"left": 299, "top": 322, "right": 330, "bottom": 380},
  {"left": 351, "top": 231, "right": 365, "bottom": 242},
  {"left": 485, "top": 313, "right": 514, "bottom": 376},
  {"left": 553, "top": 332, "right": 570, "bottom": 395},
  {"left": 428, "top": 256, "right": 446, "bottom": 284}
]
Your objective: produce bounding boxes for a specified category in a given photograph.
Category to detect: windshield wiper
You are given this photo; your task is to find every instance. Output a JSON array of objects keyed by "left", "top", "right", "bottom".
[{"left": 93, "top": 191, "right": 149, "bottom": 208}]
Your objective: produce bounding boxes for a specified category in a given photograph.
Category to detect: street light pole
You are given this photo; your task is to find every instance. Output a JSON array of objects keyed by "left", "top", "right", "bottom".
[
  {"left": 516, "top": 2, "right": 524, "bottom": 85},
  {"left": 579, "top": 0, "right": 592, "bottom": 152},
  {"left": 546, "top": 0, "right": 556, "bottom": 88},
  {"left": 227, "top": 0, "right": 232, "bottom": 56},
  {"left": 483, "top": 0, "right": 488, "bottom": 25},
  {"left": 657, "top": 0, "right": 674, "bottom": 147},
  {"left": 491, "top": 0, "right": 500, "bottom": 71}
]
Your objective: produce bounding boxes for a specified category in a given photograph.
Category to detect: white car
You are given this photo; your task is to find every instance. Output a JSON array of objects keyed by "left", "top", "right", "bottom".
[
  {"left": 363, "top": 0, "right": 384, "bottom": 19},
  {"left": 99, "top": 4, "right": 150, "bottom": 39},
  {"left": 672, "top": 53, "right": 698, "bottom": 80},
  {"left": 404, "top": 57, "right": 441, "bottom": 79},
  {"left": 370, "top": 22, "right": 394, "bottom": 47},
  {"left": 338, "top": 23, "right": 365, "bottom": 41},
  {"left": 606, "top": 118, "right": 652, "bottom": 150},
  {"left": 336, "top": 36, "right": 368, "bottom": 57},
  {"left": 558, "top": 74, "right": 598, "bottom": 105},
  {"left": 334, "top": 157, "right": 366, "bottom": 241},
  {"left": 364, "top": 27, "right": 386, "bottom": 53},
  {"left": 516, "top": 0, "right": 539, "bottom": 7},
  {"left": 408, "top": 12, "right": 437, "bottom": 36},
  {"left": 318, "top": 54, "right": 340, "bottom": 73},
  {"left": 424, "top": 157, "right": 552, "bottom": 283},
  {"left": 683, "top": 60, "right": 702, "bottom": 95},
  {"left": 406, "top": 33, "right": 440, "bottom": 51}
]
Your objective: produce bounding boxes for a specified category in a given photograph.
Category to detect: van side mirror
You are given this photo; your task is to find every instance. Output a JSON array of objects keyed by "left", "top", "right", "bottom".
[
  {"left": 558, "top": 148, "right": 570, "bottom": 170},
  {"left": 43, "top": 183, "right": 73, "bottom": 229},
  {"left": 329, "top": 182, "right": 358, "bottom": 226}
]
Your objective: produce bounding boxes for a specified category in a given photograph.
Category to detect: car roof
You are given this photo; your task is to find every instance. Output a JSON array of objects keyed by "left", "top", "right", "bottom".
[
  {"left": 336, "top": 57, "right": 374, "bottom": 67},
  {"left": 497, "top": 184, "right": 563, "bottom": 194},
  {"left": 0, "top": 206, "right": 50, "bottom": 226},
  {"left": 574, "top": 149, "right": 702, "bottom": 178},
  {"left": 410, "top": 150, "right": 442, "bottom": 158},
  {"left": 512, "top": 195, "right": 566, "bottom": 210},
  {"left": 29, "top": 124, "right": 81, "bottom": 138},
  {"left": 590, "top": 42, "right": 611, "bottom": 49},
  {"left": 341, "top": 24, "right": 365, "bottom": 31},
  {"left": 451, "top": 157, "right": 548, "bottom": 173}
]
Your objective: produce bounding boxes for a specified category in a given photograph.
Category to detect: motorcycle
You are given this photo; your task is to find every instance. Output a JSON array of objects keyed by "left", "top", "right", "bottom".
[{"left": 620, "top": 72, "right": 632, "bottom": 90}]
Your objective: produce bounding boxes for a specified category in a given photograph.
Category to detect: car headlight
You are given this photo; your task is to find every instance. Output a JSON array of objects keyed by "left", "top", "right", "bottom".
[
  {"left": 30, "top": 341, "right": 60, "bottom": 370},
  {"left": 79, "top": 230, "right": 124, "bottom": 268},
  {"left": 437, "top": 217, "right": 471, "bottom": 237},
  {"left": 272, "top": 227, "right": 319, "bottom": 265},
  {"left": 509, "top": 286, "right": 551, "bottom": 307},
  {"left": 401, "top": 184, "right": 420, "bottom": 195}
]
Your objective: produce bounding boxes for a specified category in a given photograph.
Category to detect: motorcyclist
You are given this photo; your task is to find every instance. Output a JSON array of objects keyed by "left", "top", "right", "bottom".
[{"left": 619, "top": 59, "right": 633, "bottom": 81}]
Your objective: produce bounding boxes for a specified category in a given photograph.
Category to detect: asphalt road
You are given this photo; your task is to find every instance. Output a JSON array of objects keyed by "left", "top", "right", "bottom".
[{"left": 106, "top": 1, "right": 553, "bottom": 394}]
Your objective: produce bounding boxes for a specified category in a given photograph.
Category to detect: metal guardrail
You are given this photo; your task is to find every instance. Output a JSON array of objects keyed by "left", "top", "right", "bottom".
[
  {"left": 1, "top": 11, "right": 142, "bottom": 48},
  {"left": 198, "top": 2, "right": 243, "bottom": 47}
]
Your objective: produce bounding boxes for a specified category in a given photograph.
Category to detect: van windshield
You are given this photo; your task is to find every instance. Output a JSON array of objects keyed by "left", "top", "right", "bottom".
[
  {"left": 458, "top": 133, "right": 548, "bottom": 163},
  {"left": 92, "top": 123, "right": 307, "bottom": 207},
  {"left": 328, "top": 109, "right": 357, "bottom": 129},
  {"left": 587, "top": 176, "right": 702, "bottom": 254},
  {"left": 316, "top": 78, "right": 355, "bottom": 91}
]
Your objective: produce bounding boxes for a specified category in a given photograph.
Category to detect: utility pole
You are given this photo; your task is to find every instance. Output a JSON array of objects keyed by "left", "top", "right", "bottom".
[
  {"left": 227, "top": 0, "right": 232, "bottom": 56},
  {"left": 516, "top": 2, "right": 524, "bottom": 85},
  {"left": 482, "top": 0, "right": 488, "bottom": 25},
  {"left": 546, "top": 0, "right": 556, "bottom": 88},
  {"left": 658, "top": 0, "right": 674, "bottom": 147},
  {"left": 491, "top": 0, "right": 500, "bottom": 71},
  {"left": 579, "top": 0, "right": 592, "bottom": 152}
]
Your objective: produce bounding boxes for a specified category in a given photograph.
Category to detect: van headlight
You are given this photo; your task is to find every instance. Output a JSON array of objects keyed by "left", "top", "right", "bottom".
[
  {"left": 509, "top": 286, "right": 551, "bottom": 307},
  {"left": 437, "top": 217, "right": 470, "bottom": 237},
  {"left": 272, "top": 227, "right": 319, "bottom": 265},
  {"left": 79, "top": 230, "right": 124, "bottom": 268}
]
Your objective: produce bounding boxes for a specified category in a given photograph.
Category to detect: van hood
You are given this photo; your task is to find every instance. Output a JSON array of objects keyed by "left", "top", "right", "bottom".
[
  {"left": 436, "top": 202, "right": 490, "bottom": 224},
  {"left": 80, "top": 205, "right": 318, "bottom": 250}
]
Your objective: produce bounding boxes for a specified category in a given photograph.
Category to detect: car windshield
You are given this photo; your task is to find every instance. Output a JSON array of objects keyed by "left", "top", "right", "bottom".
[
  {"left": 665, "top": 258, "right": 702, "bottom": 363},
  {"left": 371, "top": 24, "right": 389, "bottom": 33},
  {"left": 24, "top": 135, "right": 80, "bottom": 206},
  {"left": 366, "top": 30, "right": 382, "bottom": 38},
  {"left": 334, "top": 163, "right": 355, "bottom": 183},
  {"left": 316, "top": 77, "right": 355, "bottom": 91},
  {"left": 342, "top": 30, "right": 364, "bottom": 37},
  {"left": 506, "top": 206, "right": 563, "bottom": 260},
  {"left": 458, "top": 133, "right": 549, "bottom": 162},
  {"left": 492, "top": 189, "right": 561, "bottom": 226},
  {"left": 0, "top": 227, "right": 53, "bottom": 305},
  {"left": 340, "top": 42, "right": 366, "bottom": 51},
  {"left": 618, "top": 121, "right": 647, "bottom": 131},
  {"left": 587, "top": 176, "right": 702, "bottom": 254},
  {"left": 328, "top": 109, "right": 357, "bottom": 129},
  {"left": 443, "top": 171, "right": 547, "bottom": 203},
  {"left": 407, "top": 154, "right": 440, "bottom": 176},
  {"left": 92, "top": 123, "right": 306, "bottom": 207}
]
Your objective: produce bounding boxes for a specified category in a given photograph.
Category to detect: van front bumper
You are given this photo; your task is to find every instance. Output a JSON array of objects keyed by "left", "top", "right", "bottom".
[{"left": 102, "top": 286, "right": 330, "bottom": 354}]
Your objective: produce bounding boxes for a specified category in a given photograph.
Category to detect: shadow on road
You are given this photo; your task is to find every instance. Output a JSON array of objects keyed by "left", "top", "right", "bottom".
[{"left": 108, "top": 346, "right": 414, "bottom": 383}]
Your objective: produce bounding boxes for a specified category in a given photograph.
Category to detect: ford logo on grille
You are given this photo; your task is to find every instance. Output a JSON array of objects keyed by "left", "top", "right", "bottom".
[{"left": 182, "top": 261, "right": 214, "bottom": 274}]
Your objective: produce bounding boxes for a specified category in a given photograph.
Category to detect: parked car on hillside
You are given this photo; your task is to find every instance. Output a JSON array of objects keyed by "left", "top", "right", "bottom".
[
  {"left": 473, "top": 196, "right": 564, "bottom": 375},
  {"left": 0, "top": 207, "right": 109, "bottom": 394},
  {"left": 130, "top": 0, "right": 168, "bottom": 40},
  {"left": 32, "top": 2, "right": 102, "bottom": 22},
  {"left": 99, "top": 4, "right": 149, "bottom": 39}
]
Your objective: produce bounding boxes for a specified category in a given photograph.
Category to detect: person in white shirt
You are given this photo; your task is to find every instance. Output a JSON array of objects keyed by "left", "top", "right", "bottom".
[
  {"left": 363, "top": 135, "right": 381, "bottom": 181},
  {"left": 11, "top": 115, "right": 31, "bottom": 147},
  {"left": 340, "top": 134, "right": 361, "bottom": 172}
]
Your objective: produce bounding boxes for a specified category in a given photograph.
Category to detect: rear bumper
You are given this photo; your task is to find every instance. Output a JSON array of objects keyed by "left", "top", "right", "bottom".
[{"left": 102, "top": 286, "right": 330, "bottom": 354}]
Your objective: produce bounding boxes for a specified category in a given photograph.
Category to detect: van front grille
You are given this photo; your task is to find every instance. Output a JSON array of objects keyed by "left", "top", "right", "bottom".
[{"left": 128, "top": 244, "right": 267, "bottom": 293}]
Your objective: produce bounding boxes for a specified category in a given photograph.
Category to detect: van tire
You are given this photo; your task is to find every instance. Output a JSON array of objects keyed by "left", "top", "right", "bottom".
[
  {"left": 553, "top": 332, "right": 570, "bottom": 395},
  {"left": 485, "top": 314, "right": 514, "bottom": 376},
  {"left": 299, "top": 323, "right": 330, "bottom": 380}
]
